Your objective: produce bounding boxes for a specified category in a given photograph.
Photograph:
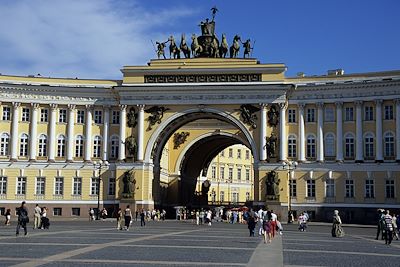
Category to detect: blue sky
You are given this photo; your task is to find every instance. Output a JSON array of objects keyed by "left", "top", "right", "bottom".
[{"left": 0, "top": 0, "right": 399, "bottom": 79}]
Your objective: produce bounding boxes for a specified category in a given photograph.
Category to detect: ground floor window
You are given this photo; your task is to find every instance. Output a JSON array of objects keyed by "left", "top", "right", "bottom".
[
  {"left": 72, "top": 208, "right": 80, "bottom": 216},
  {"left": 53, "top": 208, "right": 62, "bottom": 216}
]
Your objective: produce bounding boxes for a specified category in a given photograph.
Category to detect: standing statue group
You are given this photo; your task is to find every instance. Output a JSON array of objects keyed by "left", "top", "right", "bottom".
[{"left": 154, "top": 7, "right": 254, "bottom": 59}]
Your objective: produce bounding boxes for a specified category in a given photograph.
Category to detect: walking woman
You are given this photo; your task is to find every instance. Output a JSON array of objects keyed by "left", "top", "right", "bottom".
[
  {"left": 331, "top": 210, "right": 345, "bottom": 238},
  {"left": 5, "top": 208, "right": 11, "bottom": 226},
  {"left": 117, "top": 208, "right": 123, "bottom": 230},
  {"left": 16, "top": 201, "right": 29, "bottom": 236},
  {"left": 263, "top": 211, "right": 273, "bottom": 243},
  {"left": 124, "top": 205, "right": 132, "bottom": 231}
]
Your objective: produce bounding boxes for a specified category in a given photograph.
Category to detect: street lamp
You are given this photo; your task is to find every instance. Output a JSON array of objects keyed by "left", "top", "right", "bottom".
[
  {"left": 282, "top": 160, "right": 298, "bottom": 223},
  {"left": 93, "top": 160, "right": 110, "bottom": 220}
]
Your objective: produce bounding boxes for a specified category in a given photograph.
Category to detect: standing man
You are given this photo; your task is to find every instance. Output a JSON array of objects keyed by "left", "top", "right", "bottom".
[
  {"left": 135, "top": 210, "right": 139, "bottom": 221},
  {"left": 33, "top": 204, "right": 41, "bottom": 229},
  {"left": 384, "top": 210, "right": 394, "bottom": 245},
  {"left": 257, "top": 207, "right": 264, "bottom": 236},
  {"left": 16, "top": 201, "right": 29, "bottom": 236},
  {"left": 140, "top": 209, "right": 146, "bottom": 227}
]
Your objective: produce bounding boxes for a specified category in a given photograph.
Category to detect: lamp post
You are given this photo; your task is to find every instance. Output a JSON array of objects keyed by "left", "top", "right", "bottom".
[
  {"left": 93, "top": 159, "right": 110, "bottom": 220},
  {"left": 282, "top": 160, "right": 298, "bottom": 223}
]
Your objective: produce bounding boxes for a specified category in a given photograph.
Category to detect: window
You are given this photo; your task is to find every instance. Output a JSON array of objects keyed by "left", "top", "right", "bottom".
[
  {"left": 40, "top": 108, "right": 48, "bottom": 122},
  {"left": 54, "top": 177, "right": 64, "bottom": 195},
  {"left": 20, "top": 134, "right": 29, "bottom": 157},
  {"left": 245, "top": 169, "right": 250, "bottom": 181},
  {"left": 237, "top": 149, "right": 241, "bottom": 159},
  {"left": 365, "top": 180, "right": 374, "bottom": 198},
  {"left": 59, "top": 109, "right": 67, "bottom": 123},
  {"left": 324, "top": 133, "right": 335, "bottom": 157},
  {"left": 112, "top": 110, "right": 120, "bottom": 124},
  {"left": 306, "top": 135, "right": 316, "bottom": 158},
  {"left": 16, "top": 177, "right": 26, "bottom": 195},
  {"left": 2, "top": 107, "right": 11, "bottom": 121},
  {"left": 110, "top": 136, "right": 119, "bottom": 159},
  {"left": 324, "top": 107, "right": 334, "bottom": 122},
  {"left": 325, "top": 179, "right": 335, "bottom": 197},
  {"left": 72, "top": 208, "right": 80, "bottom": 216},
  {"left": 220, "top": 191, "right": 225, "bottom": 202},
  {"left": 288, "top": 109, "right": 296, "bottom": 123},
  {"left": 73, "top": 177, "right": 82, "bottom": 195},
  {"left": 77, "top": 110, "right": 85, "bottom": 124},
  {"left": 345, "top": 107, "right": 354, "bottom": 121},
  {"left": 0, "top": 133, "right": 10, "bottom": 156},
  {"left": 228, "top": 167, "right": 233, "bottom": 181},
  {"left": 21, "top": 108, "right": 30, "bottom": 122},
  {"left": 245, "top": 150, "right": 250, "bottom": 160},
  {"left": 0, "top": 176, "right": 7, "bottom": 195},
  {"left": 75, "top": 135, "right": 84, "bottom": 157},
  {"left": 53, "top": 208, "right": 62, "bottom": 216},
  {"left": 94, "top": 110, "right": 103, "bottom": 124},
  {"left": 344, "top": 133, "right": 355, "bottom": 158},
  {"left": 237, "top": 168, "right": 242, "bottom": 181},
  {"left": 364, "top": 133, "right": 374, "bottom": 158},
  {"left": 91, "top": 177, "right": 99, "bottom": 195},
  {"left": 220, "top": 150, "right": 225, "bottom": 157},
  {"left": 289, "top": 179, "right": 297, "bottom": 197},
  {"left": 220, "top": 167, "right": 224, "bottom": 180},
  {"left": 345, "top": 180, "right": 354, "bottom": 198},
  {"left": 38, "top": 134, "right": 47, "bottom": 157},
  {"left": 306, "top": 108, "right": 315, "bottom": 122},
  {"left": 35, "top": 177, "right": 45, "bottom": 195},
  {"left": 385, "top": 180, "right": 395, "bottom": 199},
  {"left": 306, "top": 180, "right": 316, "bottom": 198},
  {"left": 288, "top": 135, "right": 297, "bottom": 158},
  {"left": 232, "top": 192, "right": 239, "bottom": 204},
  {"left": 228, "top": 148, "right": 233, "bottom": 158},
  {"left": 57, "top": 135, "right": 66, "bottom": 157},
  {"left": 108, "top": 178, "right": 116, "bottom": 195},
  {"left": 93, "top": 136, "right": 102, "bottom": 158},
  {"left": 384, "top": 132, "right": 395, "bottom": 158},
  {"left": 245, "top": 192, "right": 250, "bottom": 201},
  {"left": 211, "top": 166, "right": 216, "bottom": 179},
  {"left": 384, "top": 105, "right": 394, "bottom": 120},
  {"left": 364, "top": 106, "right": 373, "bottom": 121}
]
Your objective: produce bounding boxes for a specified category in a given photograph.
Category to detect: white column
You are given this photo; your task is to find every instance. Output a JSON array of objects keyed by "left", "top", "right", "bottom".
[
  {"left": 29, "top": 103, "right": 39, "bottom": 161},
  {"left": 259, "top": 103, "right": 267, "bottom": 161},
  {"left": 396, "top": 99, "right": 400, "bottom": 162},
  {"left": 119, "top": 105, "right": 127, "bottom": 161},
  {"left": 84, "top": 105, "right": 93, "bottom": 162},
  {"left": 298, "top": 103, "right": 306, "bottom": 162},
  {"left": 375, "top": 100, "right": 383, "bottom": 162},
  {"left": 48, "top": 104, "right": 58, "bottom": 162},
  {"left": 279, "top": 102, "right": 287, "bottom": 161},
  {"left": 335, "top": 102, "right": 344, "bottom": 162},
  {"left": 316, "top": 103, "right": 324, "bottom": 162},
  {"left": 137, "top": 105, "right": 145, "bottom": 161},
  {"left": 355, "top": 100, "right": 364, "bottom": 162},
  {"left": 102, "top": 106, "right": 110, "bottom": 161},
  {"left": 66, "top": 104, "right": 76, "bottom": 162},
  {"left": 10, "top": 102, "right": 20, "bottom": 160}
]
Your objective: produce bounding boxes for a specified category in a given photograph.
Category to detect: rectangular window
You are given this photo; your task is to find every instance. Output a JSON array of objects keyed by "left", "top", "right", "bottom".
[
  {"left": 21, "top": 108, "right": 30, "bottom": 122},
  {"left": 35, "top": 177, "right": 45, "bottom": 195},
  {"left": 211, "top": 166, "right": 216, "bottom": 179},
  {"left": 306, "top": 108, "right": 315, "bottom": 122},
  {"left": 0, "top": 176, "right": 7, "bottom": 195},
  {"left": 2, "top": 107, "right": 11, "bottom": 121},
  {"left": 77, "top": 110, "right": 85, "bottom": 124},
  {"left": 94, "top": 110, "right": 103, "bottom": 124},
  {"left": 228, "top": 167, "right": 233, "bottom": 181},
  {"left": 112, "top": 110, "right": 120, "bottom": 124},
  {"left": 345, "top": 107, "right": 354, "bottom": 121},
  {"left": 237, "top": 168, "right": 242, "bottom": 181},
  {"left": 324, "top": 107, "right": 334, "bottom": 122},
  {"left": 108, "top": 178, "right": 116, "bottom": 196},
  {"left": 220, "top": 150, "right": 225, "bottom": 157},
  {"left": 220, "top": 191, "right": 225, "bottom": 202},
  {"left": 365, "top": 179, "right": 374, "bottom": 198},
  {"left": 228, "top": 148, "right": 233, "bottom": 158},
  {"left": 232, "top": 192, "right": 239, "bottom": 204},
  {"left": 91, "top": 177, "right": 99, "bottom": 195},
  {"left": 245, "top": 192, "right": 250, "bottom": 201},
  {"left": 384, "top": 105, "right": 394, "bottom": 120},
  {"left": 53, "top": 208, "right": 62, "bottom": 216},
  {"left": 345, "top": 180, "right": 354, "bottom": 198},
  {"left": 385, "top": 180, "right": 395, "bottom": 199},
  {"left": 40, "top": 108, "right": 48, "bottom": 122},
  {"left": 290, "top": 179, "right": 297, "bottom": 197},
  {"left": 288, "top": 109, "right": 296, "bottom": 123},
  {"left": 73, "top": 177, "right": 82, "bottom": 195},
  {"left": 325, "top": 179, "right": 335, "bottom": 197},
  {"left": 245, "top": 169, "right": 250, "bottom": 181},
  {"left": 364, "top": 106, "right": 374, "bottom": 121},
  {"left": 220, "top": 167, "right": 224, "bottom": 180},
  {"left": 59, "top": 109, "right": 67, "bottom": 123},
  {"left": 306, "top": 180, "right": 316, "bottom": 198},
  {"left": 54, "top": 177, "right": 64, "bottom": 195},
  {"left": 72, "top": 208, "right": 80, "bottom": 216},
  {"left": 16, "top": 177, "right": 26, "bottom": 195},
  {"left": 237, "top": 149, "right": 241, "bottom": 159},
  {"left": 245, "top": 150, "right": 250, "bottom": 160}
]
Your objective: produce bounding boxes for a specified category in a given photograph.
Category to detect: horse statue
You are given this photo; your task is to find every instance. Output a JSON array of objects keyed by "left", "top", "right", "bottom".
[
  {"left": 210, "top": 34, "right": 220, "bottom": 58},
  {"left": 229, "top": 35, "right": 241, "bottom": 58},
  {"left": 191, "top": 34, "right": 202, "bottom": 57},
  {"left": 219, "top": 34, "right": 228, "bottom": 58},
  {"left": 180, "top": 34, "right": 191, "bottom": 58},
  {"left": 168, "top": 35, "right": 181, "bottom": 59}
]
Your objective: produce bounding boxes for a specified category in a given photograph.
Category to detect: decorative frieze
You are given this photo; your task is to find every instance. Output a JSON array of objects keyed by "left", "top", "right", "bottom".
[{"left": 144, "top": 73, "right": 261, "bottom": 83}]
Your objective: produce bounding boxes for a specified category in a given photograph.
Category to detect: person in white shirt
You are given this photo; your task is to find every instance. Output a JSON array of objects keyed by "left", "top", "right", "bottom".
[
  {"left": 270, "top": 210, "right": 278, "bottom": 238},
  {"left": 33, "top": 204, "right": 41, "bottom": 229},
  {"left": 257, "top": 208, "right": 264, "bottom": 236}
]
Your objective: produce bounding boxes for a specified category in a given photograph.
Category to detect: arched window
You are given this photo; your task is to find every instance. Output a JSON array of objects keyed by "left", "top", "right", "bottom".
[
  {"left": 75, "top": 135, "right": 84, "bottom": 158},
  {"left": 38, "top": 134, "right": 47, "bottom": 157},
  {"left": 344, "top": 133, "right": 355, "bottom": 158},
  {"left": 110, "top": 136, "right": 119, "bottom": 159},
  {"left": 384, "top": 132, "right": 395, "bottom": 158},
  {"left": 288, "top": 135, "right": 297, "bottom": 158},
  {"left": 57, "top": 135, "right": 66, "bottom": 157},
  {"left": 364, "top": 132, "right": 374, "bottom": 159},
  {"left": 93, "top": 136, "right": 102, "bottom": 158},
  {"left": 324, "top": 133, "right": 335, "bottom": 157},
  {"left": 0, "top": 133, "right": 10, "bottom": 156},
  {"left": 306, "top": 134, "right": 316, "bottom": 159},
  {"left": 20, "top": 133, "right": 29, "bottom": 157}
]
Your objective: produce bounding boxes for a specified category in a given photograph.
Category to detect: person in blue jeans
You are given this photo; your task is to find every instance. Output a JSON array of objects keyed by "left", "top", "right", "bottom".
[{"left": 140, "top": 209, "right": 146, "bottom": 227}]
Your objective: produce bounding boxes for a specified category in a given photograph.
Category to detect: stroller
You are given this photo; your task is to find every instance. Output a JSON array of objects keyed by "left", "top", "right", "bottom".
[{"left": 41, "top": 217, "right": 50, "bottom": 229}]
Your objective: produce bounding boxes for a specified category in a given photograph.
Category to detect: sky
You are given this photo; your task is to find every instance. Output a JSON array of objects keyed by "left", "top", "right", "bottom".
[{"left": 0, "top": 0, "right": 399, "bottom": 79}]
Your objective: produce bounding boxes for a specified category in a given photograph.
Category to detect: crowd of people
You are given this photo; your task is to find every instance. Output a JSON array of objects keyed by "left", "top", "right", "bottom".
[{"left": 376, "top": 209, "right": 399, "bottom": 245}]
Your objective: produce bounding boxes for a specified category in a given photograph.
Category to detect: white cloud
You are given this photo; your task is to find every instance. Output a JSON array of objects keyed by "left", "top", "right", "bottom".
[{"left": 0, "top": 0, "right": 196, "bottom": 79}]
